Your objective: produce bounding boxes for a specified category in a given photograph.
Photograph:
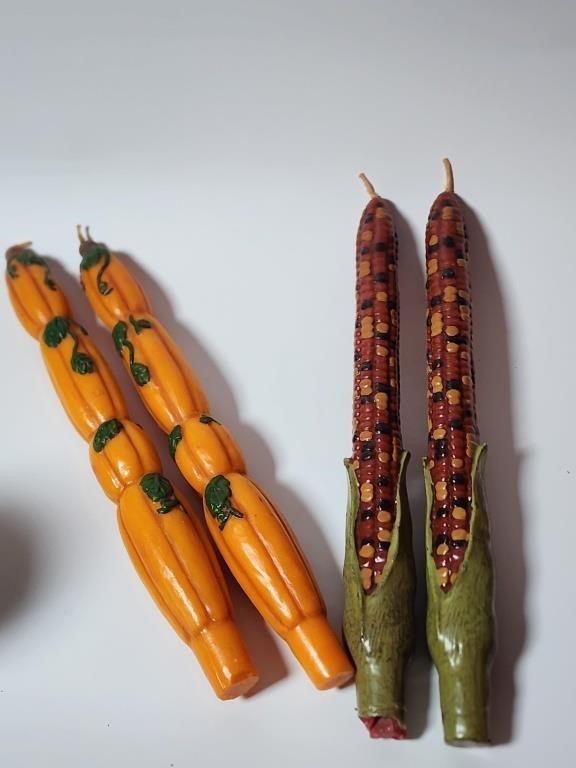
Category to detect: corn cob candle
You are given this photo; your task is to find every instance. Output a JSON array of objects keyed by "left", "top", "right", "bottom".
[
  {"left": 424, "top": 160, "right": 494, "bottom": 744},
  {"left": 77, "top": 229, "right": 354, "bottom": 690},
  {"left": 343, "top": 176, "right": 416, "bottom": 738},
  {"left": 5, "top": 243, "right": 258, "bottom": 700}
]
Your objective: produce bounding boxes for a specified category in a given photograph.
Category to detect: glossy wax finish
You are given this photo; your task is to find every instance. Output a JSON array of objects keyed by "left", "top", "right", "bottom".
[
  {"left": 79, "top": 233, "right": 354, "bottom": 690},
  {"left": 343, "top": 177, "right": 416, "bottom": 738},
  {"left": 351, "top": 193, "right": 402, "bottom": 591},
  {"left": 425, "top": 175, "right": 479, "bottom": 590},
  {"left": 119, "top": 483, "right": 258, "bottom": 698},
  {"left": 423, "top": 163, "right": 494, "bottom": 745},
  {"left": 5, "top": 245, "right": 258, "bottom": 700},
  {"left": 204, "top": 473, "right": 354, "bottom": 690}
]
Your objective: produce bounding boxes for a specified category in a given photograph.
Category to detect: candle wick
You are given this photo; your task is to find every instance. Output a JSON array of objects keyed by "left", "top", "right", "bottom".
[
  {"left": 358, "top": 173, "right": 379, "bottom": 199},
  {"left": 443, "top": 158, "right": 454, "bottom": 193},
  {"left": 76, "top": 225, "right": 94, "bottom": 244}
]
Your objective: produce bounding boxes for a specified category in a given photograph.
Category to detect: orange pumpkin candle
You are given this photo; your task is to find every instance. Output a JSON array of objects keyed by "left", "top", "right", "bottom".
[
  {"left": 5, "top": 243, "right": 258, "bottom": 700},
  {"left": 78, "top": 228, "right": 354, "bottom": 690}
]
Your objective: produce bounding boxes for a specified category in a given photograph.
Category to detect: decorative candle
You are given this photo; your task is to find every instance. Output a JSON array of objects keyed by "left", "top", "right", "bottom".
[
  {"left": 424, "top": 160, "right": 494, "bottom": 744},
  {"left": 343, "top": 175, "right": 416, "bottom": 738},
  {"left": 5, "top": 243, "right": 258, "bottom": 700},
  {"left": 77, "top": 228, "right": 354, "bottom": 691}
]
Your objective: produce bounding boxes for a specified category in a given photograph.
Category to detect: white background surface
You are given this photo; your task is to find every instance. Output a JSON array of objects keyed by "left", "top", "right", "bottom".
[{"left": 1, "top": 1, "right": 575, "bottom": 766}]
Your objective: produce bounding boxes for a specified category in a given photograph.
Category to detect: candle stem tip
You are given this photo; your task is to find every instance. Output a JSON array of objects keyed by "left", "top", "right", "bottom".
[
  {"left": 443, "top": 158, "right": 454, "bottom": 193},
  {"left": 359, "top": 173, "right": 378, "bottom": 199},
  {"left": 76, "top": 225, "right": 94, "bottom": 244}
]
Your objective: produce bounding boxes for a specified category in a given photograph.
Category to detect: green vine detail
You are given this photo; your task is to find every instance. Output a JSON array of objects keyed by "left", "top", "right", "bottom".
[
  {"left": 128, "top": 315, "right": 152, "bottom": 334},
  {"left": 112, "top": 321, "right": 150, "bottom": 386},
  {"left": 168, "top": 425, "right": 182, "bottom": 460},
  {"left": 128, "top": 315, "right": 152, "bottom": 335},
  {"left": 42, "top": 316, "right": 95, "bottom": 375},
  {"left": 140, "top": 473, "right": 181, "bottom": 514},
  {"left": 199, "top": 414, "right": 220, "bottom": 425},
  {"left": 6, "top": 249, "right": 57, "bottom": 290},
  {"left": 204, "top": 475, "right": 243, "bottom": 530},
  {"left": 93, "top": 419, "right": 124, "bottom": 452},
  {"left": 79, "top": 243, "right": 112, "bottom": 296}
]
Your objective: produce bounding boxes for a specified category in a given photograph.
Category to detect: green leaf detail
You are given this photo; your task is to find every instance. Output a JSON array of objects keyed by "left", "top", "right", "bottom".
[
  {"left": 168, "top": 425, "right": 183, "bottom": 460},
  {"left": 423, "top": 443, "right": 494, "bottom": 744},
  {"left": 71, "top": 352, "right": 95, "bottom": 374},
  {"left": 204, "top": 475, "right": 243, "bottom": 530},
  {"left": 342, "top": 452, "right": 416, "bottom": 724},
  {"left": 112, "top": 321, "right": 128, "bottom": 353},
  {"left": 130, "top": 362, "right": 150, "bottom": 386},
  {"left": 158, "top": 498, "right": 180, "bottom": 514},
  {"left": 129, "top": 315, "right": 152, "bottom": 334},
  {"left": 199, "top": 414, "right": 219, "bottom": 425},
  {"left": 6, "top": 262, "right": 18, "bottom": 278},
  {"left": 92, "top": 419, "right": 123, "bottom": 452},
  {"left": 140, "top": 473, "right": 180, "bottom": 515},
  {"left": 140, "top": 473, "right": 173, "bottom": 502},
  {"left": 205, "top": 475, "right": 231, "bottom": 511},
  {"left": 43, "top": 317, "right": 69, "bottom": 347},
  {"left": 79, "top": 244, "right": 106, "bottom": 271}
]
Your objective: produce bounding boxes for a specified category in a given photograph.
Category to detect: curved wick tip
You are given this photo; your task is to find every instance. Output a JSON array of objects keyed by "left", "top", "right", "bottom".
[
  {"left": 76, "top": 225, "right": 94, "bottom": 244},
  {"left": 443, "top": 158, "right": 454, "bottom": 193},
  {"left": 358, "top": 172, "right": 378, "bottom": 199}
]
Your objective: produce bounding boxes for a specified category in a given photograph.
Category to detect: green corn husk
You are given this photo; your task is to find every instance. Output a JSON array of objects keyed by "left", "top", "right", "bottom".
[
  {"left": 424, "top": 442, "right": 495, "bottom": 745},
  {"left": 343, "top": 451, "right": 416, "bottom": 732}
]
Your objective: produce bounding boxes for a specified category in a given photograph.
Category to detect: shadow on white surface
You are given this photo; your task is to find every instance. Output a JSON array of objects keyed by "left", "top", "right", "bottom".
[
  {"left": 394, "top": 205, "right": 433, "bottom": 738},
  {"left": 0, "top": 512, "right": 37, "bottom": 630},
  {"left": 230, "top": 579, "right": 289, "bottom": 697},
  {"left": 465, "top": 203, "right": 528, "bottom": 745}
]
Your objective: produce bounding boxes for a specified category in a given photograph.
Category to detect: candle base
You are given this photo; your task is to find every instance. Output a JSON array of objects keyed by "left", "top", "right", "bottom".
[
  {"left": 424, "top": 443, "right": 495, "bottom": 746},
  {"left": 343, "top": 452, "right": 416, "bottom": 738}
]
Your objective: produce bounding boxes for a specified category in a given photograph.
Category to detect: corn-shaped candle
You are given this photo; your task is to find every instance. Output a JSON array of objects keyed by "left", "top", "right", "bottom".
[
  {"left": 78, "top": 229, "right": 354, "bottom": 690},
  {"left": 424, "top": 160, "right": 494, "bottom": 744},
  {"left": 343, "top": 176, "right": 416, "bottom": 738},
  {"left": 5, "top": 243, "right": 258, "bottom": 700}
]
